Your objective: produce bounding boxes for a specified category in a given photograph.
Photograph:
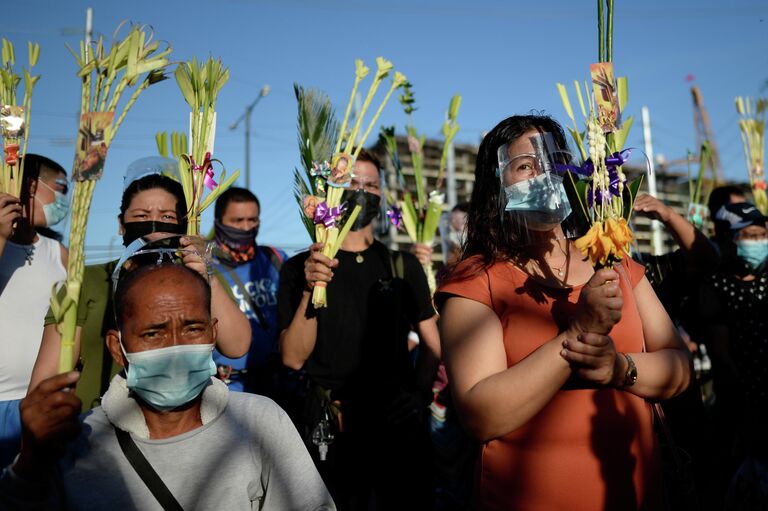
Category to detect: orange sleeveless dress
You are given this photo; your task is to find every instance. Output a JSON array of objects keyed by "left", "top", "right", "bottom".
[{"left": 437, "top": 258, "right": 661, "bottom": 511}]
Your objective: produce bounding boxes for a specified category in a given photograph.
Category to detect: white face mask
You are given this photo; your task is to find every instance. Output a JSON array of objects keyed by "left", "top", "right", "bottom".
[
  {"left": 503, "top": 172, "right": 573, "bottom": 230},
  {"left": 119, "top": 335, "right": 216, "bottom": 411},
  {"left": 35, "top": 179, "right": 69, "bottom": 226}
]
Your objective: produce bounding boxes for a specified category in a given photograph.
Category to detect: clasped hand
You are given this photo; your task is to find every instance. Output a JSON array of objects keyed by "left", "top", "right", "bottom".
[{"left": 560, "top": 268, "right": 626, "bottom": 387}]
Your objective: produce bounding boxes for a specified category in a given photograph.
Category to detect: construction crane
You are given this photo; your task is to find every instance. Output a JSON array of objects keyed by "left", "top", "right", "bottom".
[{"left": 691, "top": 86, "right": 724, "bottom": 183}]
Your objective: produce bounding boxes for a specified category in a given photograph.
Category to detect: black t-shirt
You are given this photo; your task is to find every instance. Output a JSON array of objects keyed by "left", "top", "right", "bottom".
[
  {"left": 704, "top": 266, "right": 768, "bottom": 412},
  {"left": 278, "top": 241, "right": 435, "bottom": 399}
]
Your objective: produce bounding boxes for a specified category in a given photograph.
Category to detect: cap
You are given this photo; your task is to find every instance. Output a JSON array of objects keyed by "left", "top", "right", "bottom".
[{"left": 714, "top": 202, "right": 768, "bottom": 232}]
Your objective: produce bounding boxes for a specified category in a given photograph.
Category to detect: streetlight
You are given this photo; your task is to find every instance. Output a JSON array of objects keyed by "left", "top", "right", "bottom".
[{"left": 230, "top": 85, "right": 270, "bottom": 190}]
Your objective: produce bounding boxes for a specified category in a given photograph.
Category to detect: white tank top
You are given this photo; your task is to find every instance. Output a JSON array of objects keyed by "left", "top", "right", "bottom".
[{"left": 0, "top": 235, "right": 66, "bottom": 400}]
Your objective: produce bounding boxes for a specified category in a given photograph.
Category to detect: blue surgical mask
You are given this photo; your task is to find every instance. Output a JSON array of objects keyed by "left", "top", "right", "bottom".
[
  {"left": 121, "top": 340, "right": 216, "bottom": 411},
  {"left": 36, "top": 180, "right": 69, "bottom": 226},
  {"left": 736, "top": 239, "right": 768, "bottom": 269},
  {"left": 503, "top": 172, "right": 572, "bottom": 230}
]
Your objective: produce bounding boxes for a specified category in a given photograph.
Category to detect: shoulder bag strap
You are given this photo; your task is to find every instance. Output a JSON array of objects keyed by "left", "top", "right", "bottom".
[{"left": 114, "top": 428, "right": 184, "bottom": 511}]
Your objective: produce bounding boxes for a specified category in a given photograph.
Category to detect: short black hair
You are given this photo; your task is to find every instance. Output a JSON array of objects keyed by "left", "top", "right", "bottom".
[
  {"left": 20, "top": 154, "right": 67, "bottom": 182},
  {"left": 356, "top": 148, "right": 382, "bottom": 175},
  {"left": 114, "top": 263, "right": 211, "bottom": 330},
  {"left": 214, "top": 187, "right": 260, "bottom": 221},
  {"left": 17, "top": 154, "right": 66, "bottom": 199},
  {"left": 452, "top": 202, "right": 470, "bottom": 214},
  {"left": 120, "top": 174, "right": 188, "bottom": 229}
]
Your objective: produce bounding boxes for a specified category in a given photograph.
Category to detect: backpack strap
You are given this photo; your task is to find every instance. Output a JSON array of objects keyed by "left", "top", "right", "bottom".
[
  {"left": 261, "top": 245, "right": 284, "bottom": 272},
  {"left": 114, "top": 428, "right": 184, "bottom": 511},
  {"left": 214, "top": 264, "right": 270, "bottom": 331}
]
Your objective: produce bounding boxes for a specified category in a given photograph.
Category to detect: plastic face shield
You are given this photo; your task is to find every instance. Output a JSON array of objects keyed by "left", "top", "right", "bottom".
[
  {"left": 111, "top": 234, "right": 211, "bottom": 296},
  {"left": 496, "top": 132, "right": 577, "bottom": 242},
  {"left": 123, "top": 156, "right": 180, "bottom": 190}
]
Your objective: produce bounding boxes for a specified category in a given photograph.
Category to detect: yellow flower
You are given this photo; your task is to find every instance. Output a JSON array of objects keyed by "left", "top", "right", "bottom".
[
  {"left": 575, "top": 219, "right": 631, "bottom": 267},
  {"left": 606, "top": 217, "right": 633, "bottom": 256}
]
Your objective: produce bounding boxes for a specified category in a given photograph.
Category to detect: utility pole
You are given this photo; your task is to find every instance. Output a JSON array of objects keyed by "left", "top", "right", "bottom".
[
  {"left": 230, "top": 85, "right": 270, "bottom": 190},
  {"left": 642, "top": 106, "right": 664, "bottom": 256},
  {"left": 84, "top": 7, "right": 93, "bottom": 62}
]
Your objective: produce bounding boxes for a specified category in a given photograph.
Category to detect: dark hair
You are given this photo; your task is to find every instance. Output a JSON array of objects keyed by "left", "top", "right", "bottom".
[
  {"left": 214, "top": 187, "right": 260, "bottom": 221},
  {"left": 708, "top": 185, "right": 746, "bottom": 218},
  {"left": 452, "top": 202, "right": 470, "bottom": 214},
  {"left": 20, "top": 154, "right": 67, "bottom": 182},
  {"left": 114, "top": 263, "right": 211, "bottom": 330},
  {"left": 120, "top": 174, "right": 187, "bottom": 228},
  {"left": 357, "top": 148, "right": 382, "bottom": 174},
  {"left": 461, "top": 114, "right": 569, "bottom": 268},
  {"left": 17, "top": 154, "right": 66, "bottom": 199}
]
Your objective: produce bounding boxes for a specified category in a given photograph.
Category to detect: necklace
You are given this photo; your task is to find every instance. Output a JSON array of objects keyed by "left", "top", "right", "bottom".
[
  {"left": 548, "top": 240, "right": 569, "bottom": 278},
  {"left": 355, "top": 252, "right": 364, "bottom": 264}
]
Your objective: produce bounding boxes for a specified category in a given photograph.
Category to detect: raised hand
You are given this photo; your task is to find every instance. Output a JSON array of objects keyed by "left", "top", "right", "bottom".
[{"left": 304, "top": 242, "right": 337, "bottom": 290}]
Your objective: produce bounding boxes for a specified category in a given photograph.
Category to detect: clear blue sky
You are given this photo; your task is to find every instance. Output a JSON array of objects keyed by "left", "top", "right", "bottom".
[{"left": 5, "top": 0, "right": 768, "bottom": 261}]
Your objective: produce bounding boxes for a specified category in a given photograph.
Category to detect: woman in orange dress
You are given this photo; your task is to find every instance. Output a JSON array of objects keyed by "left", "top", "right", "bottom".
[{"left": 436, "top": 114, "right": 692, "bottom": 511}]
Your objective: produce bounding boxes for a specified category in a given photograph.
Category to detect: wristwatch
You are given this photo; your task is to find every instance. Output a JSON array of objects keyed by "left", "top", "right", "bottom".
[{"left": 621, "top": 353, "right": 637, "bottom": 387}]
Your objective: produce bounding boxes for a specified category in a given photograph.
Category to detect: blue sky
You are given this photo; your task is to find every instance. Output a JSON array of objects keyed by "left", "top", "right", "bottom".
[{"left": 5, "top": 0, "right": 768, "bottom": 261}]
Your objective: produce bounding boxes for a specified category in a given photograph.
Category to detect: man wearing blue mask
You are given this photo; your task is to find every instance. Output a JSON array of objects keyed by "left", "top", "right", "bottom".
[
  {"left": 1, "top": 262, "right": 334, "bottom": 510},
  {"left": 0, "top": 154, "right": 68, "bottom": 468},
  {"left": 34, "top": 157, "right": 70, "bottom": 241}
]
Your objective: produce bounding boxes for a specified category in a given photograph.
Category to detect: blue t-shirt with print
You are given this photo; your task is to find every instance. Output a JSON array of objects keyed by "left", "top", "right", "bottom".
[{"left": 213, "top": 246, "right": 286, "bottom": 392}]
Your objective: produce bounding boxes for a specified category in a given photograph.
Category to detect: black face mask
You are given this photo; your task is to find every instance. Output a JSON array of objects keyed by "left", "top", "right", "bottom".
[
  {"left": 122, "top": 221, "right": 185, "bottom": 247},
  {"left": 342, "top": 190, "right": 381, "bottom": 231},
  {"left": 214, "top": 219, "right": 258, "bottom": 251}
]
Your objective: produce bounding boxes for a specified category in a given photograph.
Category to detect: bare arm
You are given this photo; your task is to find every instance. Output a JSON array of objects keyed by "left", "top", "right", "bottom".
[
  {"left": 621, "top": 276, "right": 692, "bottom": 400},
  {"left": 414, "top": 316, "right": 440, "bottom": 393},
  {"left": 562, "top": 275, "right": 692, "bottom": 400},
  {"left": 59, "top": 244, "right": 68, "bottom": 268},
  {"left": 279, "top": 290, "right": 318, "bottom": 370},
  {"left": 441, "top": 296, "right": 572, "bottom": 442},
  {"left": 28, "top": 325, "right": 82, "bottom": 394},
  {"left": 209, "top": 276, "right": 251, "bottom": 358},
  {"left": 279, "top": 243, "right": 334, "bottom": 370},
  {"left": 179, "top": 236, "right": 250, "bottom": 358}
]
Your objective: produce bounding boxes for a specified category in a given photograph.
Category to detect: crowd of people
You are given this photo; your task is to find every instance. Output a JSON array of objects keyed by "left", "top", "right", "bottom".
[{"left": 0, "top": 113, "right": 766, "bottom": 510}]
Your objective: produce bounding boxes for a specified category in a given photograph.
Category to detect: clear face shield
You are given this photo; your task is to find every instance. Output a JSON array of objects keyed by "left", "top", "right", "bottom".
[
  {"left": 111, "top": 234, "right": 212, "bottom": 298},
  {"left": 123, "top": 156, "right": 180, "bottom": 190},
  {"left": 496, "top": 132, "right": 578, "bottom": 245}
]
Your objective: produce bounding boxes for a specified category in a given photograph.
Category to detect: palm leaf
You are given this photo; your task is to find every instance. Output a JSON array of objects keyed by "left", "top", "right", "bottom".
[{"left": 295, "top": 83, "right": 338, "bottom": 180}]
